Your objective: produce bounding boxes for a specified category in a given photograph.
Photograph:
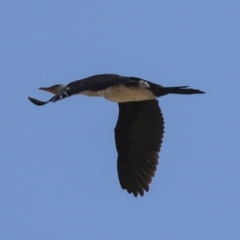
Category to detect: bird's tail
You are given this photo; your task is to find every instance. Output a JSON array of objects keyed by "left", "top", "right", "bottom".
[{"left": 161, "top": 86, "right": 205, "bottom": 96}]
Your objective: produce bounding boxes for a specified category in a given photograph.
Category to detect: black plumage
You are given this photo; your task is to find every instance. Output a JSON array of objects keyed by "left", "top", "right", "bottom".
[
  {"left": 115, "top": 100, "right": 164, "bottom": 196},
  {"left": 28, "top": 74, "right": 205, "bottom": 197}
]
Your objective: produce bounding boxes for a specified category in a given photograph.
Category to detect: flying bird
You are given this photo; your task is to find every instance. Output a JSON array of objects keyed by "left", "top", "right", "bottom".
[{"left": 28, "top": 74, "right": 205, "bottom": 197}]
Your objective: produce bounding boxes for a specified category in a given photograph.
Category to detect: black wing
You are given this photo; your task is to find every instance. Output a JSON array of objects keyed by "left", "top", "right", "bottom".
[
  {"left": 28, "top": 96, "right": 56, "bottom": 106},
  {"left": 53, "top": 74, "right": 139, "bottom": 102},
  {"left": 115, "top": 100, "right": 164, "bottom": 197}
]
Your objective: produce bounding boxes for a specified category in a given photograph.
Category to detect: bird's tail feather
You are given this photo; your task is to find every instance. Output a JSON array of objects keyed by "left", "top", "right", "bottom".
[{"left": 162, "top": 86, "right": 205, "bottom": 95}]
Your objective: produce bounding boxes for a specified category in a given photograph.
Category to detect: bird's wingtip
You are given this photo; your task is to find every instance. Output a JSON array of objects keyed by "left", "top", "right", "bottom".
[{"left": 28, "top": 96, "right": 49, "bottom": 106}]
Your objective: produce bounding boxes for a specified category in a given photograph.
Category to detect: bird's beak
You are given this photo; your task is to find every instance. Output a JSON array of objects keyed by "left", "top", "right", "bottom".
[{"left": 39, "top": 87, "right": 58, "bottom": 95}]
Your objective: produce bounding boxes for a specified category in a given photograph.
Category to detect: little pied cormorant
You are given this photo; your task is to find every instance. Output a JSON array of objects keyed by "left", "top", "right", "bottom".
[{"left": 28, "top": 74, "right": 205, "bottom": 197}]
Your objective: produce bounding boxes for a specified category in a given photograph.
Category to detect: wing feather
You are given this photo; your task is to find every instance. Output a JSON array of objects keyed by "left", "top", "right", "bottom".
[{"left": 115, "top": 100, "right": 164, "bottom": 197}]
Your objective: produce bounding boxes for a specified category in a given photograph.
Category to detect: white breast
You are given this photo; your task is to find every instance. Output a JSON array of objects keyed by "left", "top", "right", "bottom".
[
  {"left": 79, "top": 81, "right": 156, "bottom": 103},
  {"left": 99, "top": 85, "right": 156, "bottom": 102}
]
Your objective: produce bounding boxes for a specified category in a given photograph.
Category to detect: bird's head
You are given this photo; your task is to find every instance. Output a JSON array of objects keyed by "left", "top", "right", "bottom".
[
  {"left": 28, "top": 84, "right": 66, "bottom": 106},
  {"left": 39, "top": 84, "right": 66, "bottom": 95}
]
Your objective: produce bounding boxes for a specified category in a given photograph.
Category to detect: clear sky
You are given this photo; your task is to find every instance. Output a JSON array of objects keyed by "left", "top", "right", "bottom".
[{"left": 1, "top": 1, "right": 240, "bottom": 239}]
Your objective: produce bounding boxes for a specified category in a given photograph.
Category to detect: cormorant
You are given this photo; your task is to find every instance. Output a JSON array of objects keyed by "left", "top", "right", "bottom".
[{"left": 28, "top": 74, "right": 205, "bottom": 197}]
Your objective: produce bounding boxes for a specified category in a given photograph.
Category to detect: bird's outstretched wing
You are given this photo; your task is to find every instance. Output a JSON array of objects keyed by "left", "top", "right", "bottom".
[
  {"left": 28, "top": 96, "right": 55, "bottom": 106},
  {"left": 115, "top": 99, "right": 164, "bottom": 197}
]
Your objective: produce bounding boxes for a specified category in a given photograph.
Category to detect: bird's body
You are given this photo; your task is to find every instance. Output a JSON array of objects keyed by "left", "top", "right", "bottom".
[
  {"left": 28, "top": 74, "right": 205, "bottom": 197},
  {"left": 81, "top": 84, "right": 156, "bottom": 102}
]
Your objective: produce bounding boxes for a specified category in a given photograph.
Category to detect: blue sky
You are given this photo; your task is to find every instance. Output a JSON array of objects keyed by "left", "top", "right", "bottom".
[{"left": 1, "top": 1, "right": 240, "bottom": 239}]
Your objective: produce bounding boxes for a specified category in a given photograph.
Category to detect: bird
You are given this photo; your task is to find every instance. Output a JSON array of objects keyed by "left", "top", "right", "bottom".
[{"left": 28, "top": 73, "right": 205, "bottom": 197}]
